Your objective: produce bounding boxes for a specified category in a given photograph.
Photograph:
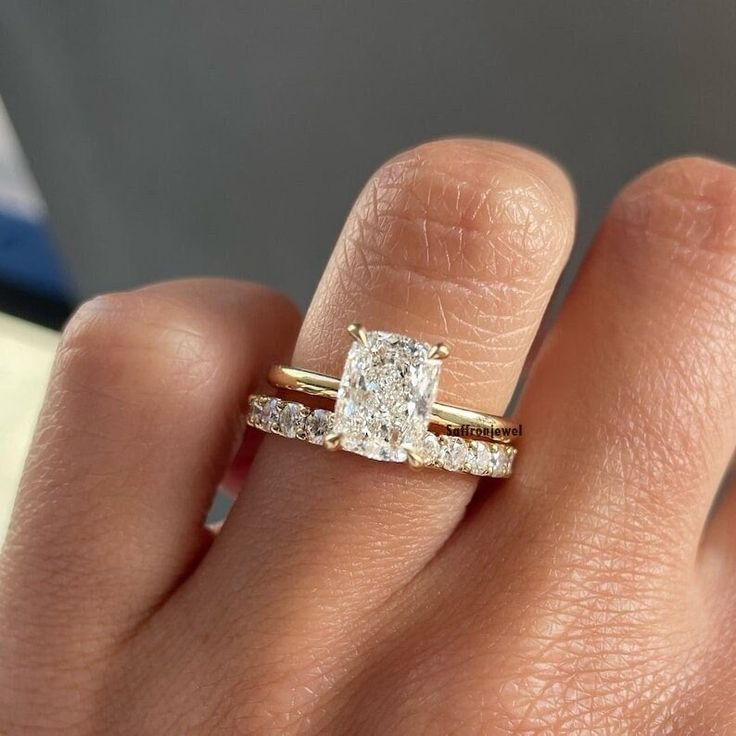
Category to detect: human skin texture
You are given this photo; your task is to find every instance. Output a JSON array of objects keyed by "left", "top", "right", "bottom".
[{"left": 2, "top": 139, "right": 736, "bottom": 735}]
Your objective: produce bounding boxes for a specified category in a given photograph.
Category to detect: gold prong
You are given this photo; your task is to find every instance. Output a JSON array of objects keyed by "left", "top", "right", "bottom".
[
  {"left": 405, "top": 447, "right": 425, "bottom": 469},
  {"left": 324, "top": 432, "right": 343, "bottom": 451},
  {"left": 347, "top": 322, "right": 369, "bottom": 347},
  {"left": 427, "top": 342, "right": 450, "bottom": 360}
]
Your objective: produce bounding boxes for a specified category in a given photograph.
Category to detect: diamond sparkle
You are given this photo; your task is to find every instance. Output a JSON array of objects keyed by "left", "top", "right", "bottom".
[
  {"left": 466, "top": 440, "right": 491, "bottom": 475},
  {"left": 305, "top": 409, "right": 333, "bottom": 445},
  {"left": 277, "top": 402, "right": 304, "bottom": 438},
  {"left": 439, "top": 435, "right": 467, "bottom": 471},
  {"left": 245, "top": 394, "right": 515, "bottom": 478},
  {"left": 332, "top": 331, "right": 442, "bottom": 462}
]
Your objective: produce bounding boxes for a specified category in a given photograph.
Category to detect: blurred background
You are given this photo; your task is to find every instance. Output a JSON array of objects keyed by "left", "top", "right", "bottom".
[
  {"left": 1, "top": 2, "right": 735, "bottom": 530},
  {"left": 3, "top": 2, "right": 736, "bottom": 315}
]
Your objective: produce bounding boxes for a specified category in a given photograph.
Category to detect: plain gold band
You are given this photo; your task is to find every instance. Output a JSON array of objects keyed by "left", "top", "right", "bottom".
[{"left": 268, "top": 364, "right": 518, "bottom": 443}]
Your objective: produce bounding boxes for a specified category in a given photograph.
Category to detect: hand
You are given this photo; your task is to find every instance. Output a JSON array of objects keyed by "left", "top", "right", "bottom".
[{"left": 3, "top": 140, "right": 736, "bottom": 735}]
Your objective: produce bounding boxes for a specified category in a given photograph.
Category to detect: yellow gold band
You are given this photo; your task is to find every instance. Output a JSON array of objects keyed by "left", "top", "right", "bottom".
[{"left": 268, "top": 364, "right": 520, "bottom": 444}]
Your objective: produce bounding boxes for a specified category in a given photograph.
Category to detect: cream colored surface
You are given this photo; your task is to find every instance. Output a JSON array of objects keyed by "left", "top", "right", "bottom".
[{"left": 0, "top": 313, "right": 58, "bottom": 544}]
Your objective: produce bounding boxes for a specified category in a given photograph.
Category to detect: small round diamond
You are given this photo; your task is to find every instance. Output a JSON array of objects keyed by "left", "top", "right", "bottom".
[
  {"left": 259, "top": 398, "right": 281, "bottom": 430},
  {"left": 278, "top": 402, "right": 304, "bottom": 438},
  {"left": 438, "top": 435, "right": 467, "bottom": 472},
  {"left": 421, "top": 432, "right": 441, "bottom": 466},
  {"left": 488, "top": 445, "right": 506, "bottom": 478},
  {"left": 466, "top": 440, "right": 491, "bottom": 475},
  {"left": 305, "top": 409, "right": 333, "bottom": 445},
  {"left": 247, "top": 397, "right": 263, "bottom": 427},
  {"left": 499, "top": 446, "right": 516, "bottom": 477}
]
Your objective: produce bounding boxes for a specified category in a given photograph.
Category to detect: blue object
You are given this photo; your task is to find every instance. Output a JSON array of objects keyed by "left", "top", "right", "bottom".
[{"left": 0, "top": 209, "right": 70, "bottom": 299}]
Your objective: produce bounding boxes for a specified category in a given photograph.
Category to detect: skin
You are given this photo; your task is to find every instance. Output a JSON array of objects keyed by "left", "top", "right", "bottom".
[{"left": 1, "top": 139, "right": 736, "bottom": 734}]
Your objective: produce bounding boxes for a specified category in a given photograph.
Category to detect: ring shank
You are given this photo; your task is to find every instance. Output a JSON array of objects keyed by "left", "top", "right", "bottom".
[{"left": 268, "top": 365, "right": 519, "bottom": 443}]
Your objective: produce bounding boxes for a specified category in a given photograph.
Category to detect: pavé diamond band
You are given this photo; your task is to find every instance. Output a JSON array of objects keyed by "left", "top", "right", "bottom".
[
  {"left": 246, "top": 395, "right": 516, "bottom": 477},
  {"left": 246, "top": 323, "right": 518, "bottom": 475}
]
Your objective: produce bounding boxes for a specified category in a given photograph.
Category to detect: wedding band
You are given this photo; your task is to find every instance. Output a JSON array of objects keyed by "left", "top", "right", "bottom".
[
  {"left": 246, "top": 323, "right": 519, "bottom": 476},
  {"left": 246, "top": 395, "right": 516, "bottom": 477}
]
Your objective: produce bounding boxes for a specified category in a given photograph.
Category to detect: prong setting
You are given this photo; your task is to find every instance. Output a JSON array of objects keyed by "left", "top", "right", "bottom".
[
  {"left": 324, "top": 431, "right": 343, "bottom": 451},
  {"left": 347, "top": 322, "right": 369, "bottom": 347},
  {"left": 427, "top": 342, "right": 450, "bottom": 360},
  {"left": 405, "top": 447, "right": 425, "bottom": 469}
]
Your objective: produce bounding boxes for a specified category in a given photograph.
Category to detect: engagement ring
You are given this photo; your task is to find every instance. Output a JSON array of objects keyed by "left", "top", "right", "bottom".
[{"left": 247, "top": 323, "right": 519, "bottom": 477}]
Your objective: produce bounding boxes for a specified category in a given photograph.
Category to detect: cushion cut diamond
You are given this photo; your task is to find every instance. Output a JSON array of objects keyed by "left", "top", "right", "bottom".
[{"left": 333, "top": 331, "right": 442, "bottom": 462}]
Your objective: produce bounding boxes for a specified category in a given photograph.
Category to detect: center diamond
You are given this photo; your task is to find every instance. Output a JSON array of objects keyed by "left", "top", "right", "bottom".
[{"left": 333, "top": 330, "right": 442, "bottom": 462}]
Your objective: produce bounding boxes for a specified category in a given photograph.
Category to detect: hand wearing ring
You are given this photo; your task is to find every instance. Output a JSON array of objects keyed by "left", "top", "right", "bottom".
[{"left": 6, "top": 141, "right": 736, "bottom": 734}]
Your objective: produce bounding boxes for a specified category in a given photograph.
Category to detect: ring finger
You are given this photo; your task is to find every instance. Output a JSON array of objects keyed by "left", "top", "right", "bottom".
[{"left": 193, "top": 139, "right": 576, "bottom": 628}]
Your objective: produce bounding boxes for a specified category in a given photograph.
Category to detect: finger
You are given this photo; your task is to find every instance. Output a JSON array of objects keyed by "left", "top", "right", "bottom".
[
  {"left": 196, "top": 140, "right": 575, "bottom": 631},
  {"left": 1, "top": 279, "right": 300, "bottom": 638},
  {"left": 696, "top": 461, "right": 736, "bottom": 709},
  {"left": 220, "top": 429, "right": 265, "bottom": 496},
  {"left": 482, "top": 157, "right": 736, "bottom": 577},
  {"left": 699, "top": 461, "right": 735, "bottom": 594}
]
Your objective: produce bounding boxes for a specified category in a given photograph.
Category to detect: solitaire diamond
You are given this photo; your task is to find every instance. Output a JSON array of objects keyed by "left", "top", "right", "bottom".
[{"left": 333, "top": 331, "right": 442, "bottom": 462}]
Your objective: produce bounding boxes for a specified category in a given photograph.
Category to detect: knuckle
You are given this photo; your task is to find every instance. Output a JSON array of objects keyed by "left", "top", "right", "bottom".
[
  {"left": 316, "top": 139, "right": 575, "bottom": 397},
  {"left": 57, "top": 291, "right": 220, "bottom": 395},
  {"left": 611, "top": 155, "right": 736, "bottom": 262},
  {"left": 61, "top": 293, "right": 130, "bottom": 350},
  {"left": 352, "top": 139, "right": 573, "bottom": 286}
]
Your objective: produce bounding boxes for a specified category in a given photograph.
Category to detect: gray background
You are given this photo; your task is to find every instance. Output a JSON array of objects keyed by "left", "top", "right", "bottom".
[{"left": 1, "top": 1, "right": 735, "bottom": 308}]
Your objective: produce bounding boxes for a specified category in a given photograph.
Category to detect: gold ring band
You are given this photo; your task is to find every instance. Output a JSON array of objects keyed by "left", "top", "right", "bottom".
[
  {"left": 250, "top": 323, "right": 520, "bottom": 475},
  {"left": 268, "top": 364, "right": 519, "bottom": 443}
]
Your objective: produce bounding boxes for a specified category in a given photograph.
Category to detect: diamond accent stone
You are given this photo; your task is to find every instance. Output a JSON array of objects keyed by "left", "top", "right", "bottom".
[
  {"left": 278, "top": 402, "right": 304, "bottom": 438},
  {"left": 498, "top": 445, "right": 516, "bottom": 477},
  {"left": 438, "top": 435, "right": 467, "bottom": 472},
  {"left": 487, "top": 444, "right": 516, "bottom": 477},
  {"left": 305, "top": 409, "right": 333, "bottom": 445},
  {"left": 247, "top": 396, "right": 263, "bottom": 427},
  {"left": 421, "top": 432, "right": 441, "bottom": 466},
  {"left": 245, "top": 392, "right": 515, "bottom": 478},
  {"left": 466, "top": 440, "right": 491, "bottom": 475},
  {"left": 333, "top": 331, "right": 441, "bottom": 462},
  {"left": 507, "top": 447, "right": 517, "bottom": 475},
  {"left": 259, "top": 397, "right": 281, "bottom": 430}
]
